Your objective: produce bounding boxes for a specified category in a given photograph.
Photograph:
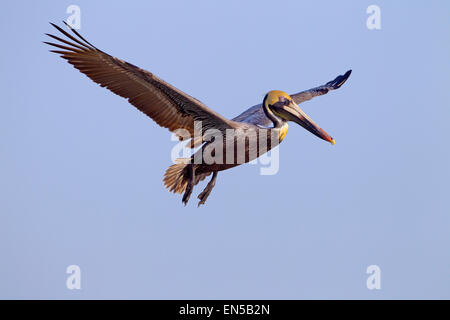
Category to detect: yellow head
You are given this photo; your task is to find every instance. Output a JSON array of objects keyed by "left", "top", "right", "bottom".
[{"left": 263, "top": 90, "right": 335, "bottom": 145}]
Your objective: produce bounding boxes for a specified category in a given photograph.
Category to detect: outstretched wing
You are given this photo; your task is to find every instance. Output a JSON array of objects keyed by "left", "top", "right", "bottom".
[
  {"left": 291, "top": 70, "right": 352, "bottom": 105},
  {"left": 233, "top": 70, "right": 352, "bottom": 127},
  {"left": 44, "top": 22, "right": 235, "bottom": 141},
  {"left": 232, "top": 104, "right": 272, "bottom": 127}
]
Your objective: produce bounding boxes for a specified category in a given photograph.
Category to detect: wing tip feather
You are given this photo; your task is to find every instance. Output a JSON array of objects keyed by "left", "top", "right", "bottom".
[{"left": 333, "top": 69, "right": 352, "bottom": 88}]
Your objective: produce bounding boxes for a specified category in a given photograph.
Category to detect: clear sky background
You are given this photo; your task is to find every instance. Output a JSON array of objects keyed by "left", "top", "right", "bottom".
[{"left": 1, "top": 1, "right": 449, "bottom": 299}]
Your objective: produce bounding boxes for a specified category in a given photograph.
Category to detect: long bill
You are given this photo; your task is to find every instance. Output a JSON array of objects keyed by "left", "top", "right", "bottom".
[{"left": 285, "top": 101, "right": 335, "bottom": 145}]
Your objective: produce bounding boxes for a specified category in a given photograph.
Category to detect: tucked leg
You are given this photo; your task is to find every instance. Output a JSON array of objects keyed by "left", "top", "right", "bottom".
[
  {"left": 182, "top": 165, "right": 195, "bottom": 206},
  {"left": 197, "top": 171, "right": 218, "bottom": 207}
]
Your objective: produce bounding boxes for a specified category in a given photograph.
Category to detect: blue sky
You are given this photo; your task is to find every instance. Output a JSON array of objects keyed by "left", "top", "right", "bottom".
[{"left": 1, "top": 1, "right": 449, "bottom": 299}]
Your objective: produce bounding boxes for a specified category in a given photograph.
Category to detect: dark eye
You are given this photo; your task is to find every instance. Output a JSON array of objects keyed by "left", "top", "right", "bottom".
[{"left": 284, "top": 99, "right": 290, "bottom": 106}]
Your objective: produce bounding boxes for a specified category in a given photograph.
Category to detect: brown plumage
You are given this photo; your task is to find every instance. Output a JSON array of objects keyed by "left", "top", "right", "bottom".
[
  {"left": 45, "top": 22, "right": 234, "bottom": 143},
  {"left": 163, "top": 159, "right": 211, "bottom": 194},
  {"left": 45, "top": 22, "right": 351, "bottom": 206}
]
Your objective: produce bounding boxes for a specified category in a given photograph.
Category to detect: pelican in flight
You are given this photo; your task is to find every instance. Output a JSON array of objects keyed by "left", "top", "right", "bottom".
[{"left": 45, "top": 22, "right": 351, "bottom": 206}]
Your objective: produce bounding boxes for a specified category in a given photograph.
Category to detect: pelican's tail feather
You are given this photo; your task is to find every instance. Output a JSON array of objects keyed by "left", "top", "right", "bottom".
[
  {"left": 163, "top": 159, "right": 191, "bottom": 194},
  {"left": 163, "top": 159, "right": 212, "bottom": 195}
]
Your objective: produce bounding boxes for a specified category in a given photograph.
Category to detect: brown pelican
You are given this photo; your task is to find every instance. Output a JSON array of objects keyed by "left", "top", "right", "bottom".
[{"left": 45, "top": 22, "right": 351, "bottom": 206}]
